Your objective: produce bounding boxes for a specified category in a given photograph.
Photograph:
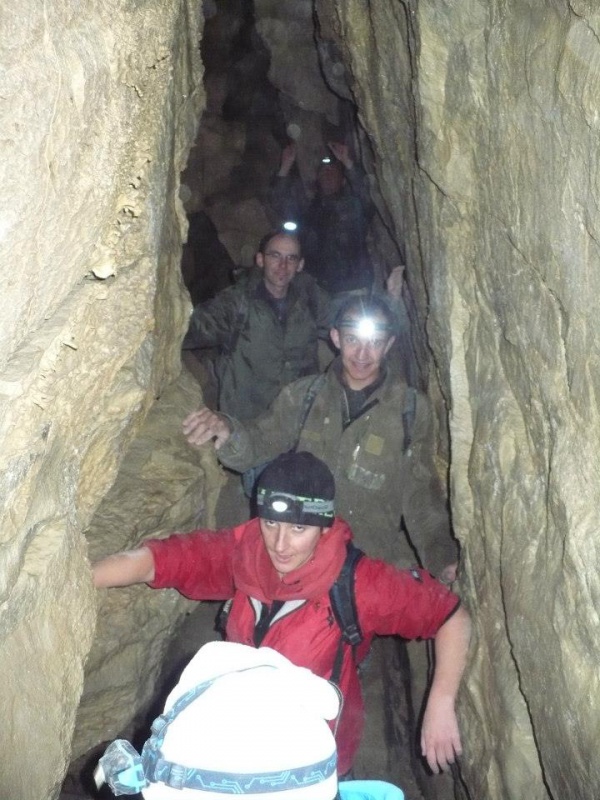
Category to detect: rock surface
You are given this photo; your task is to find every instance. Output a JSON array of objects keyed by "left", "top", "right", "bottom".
[
  {"left": 78, "top": 368, "right": 225, "bottom": 759},
  {"left": 0, "top": 1, "right": 204, "bottom": 797},
  {"left": 4, "top": 1, "right": 600, "bottom": 798},
  {"left": 318, "top": 1, "right": 600, "bottom": 797}
]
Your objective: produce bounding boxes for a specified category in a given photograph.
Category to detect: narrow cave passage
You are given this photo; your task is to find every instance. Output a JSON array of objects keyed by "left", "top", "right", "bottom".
[
  {"left": 179, "top": 0, "right": 426, "bottom": 389},
  {"left": 8, "top": 0, "right": 598, "bottom": 797},
  {"left": 62, "top": 3, "right": 457, "bottom": 800}
]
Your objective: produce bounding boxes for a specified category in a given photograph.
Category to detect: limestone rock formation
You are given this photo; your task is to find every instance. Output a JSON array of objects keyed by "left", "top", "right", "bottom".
[
  {"left": 77, "top": 368, "right": 225, "bottom": 759},
  {"left": 317, "top": 1, "right": 600, "bottom": 798},
  {"left": 5, "top": 1, "right": 600, "bottom": 799},
  {"left": 0, "top": 1, "right": 204, "bottom": 797}
]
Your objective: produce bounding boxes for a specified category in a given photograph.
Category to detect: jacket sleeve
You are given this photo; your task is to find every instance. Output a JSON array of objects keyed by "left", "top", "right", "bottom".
[
  {"left": 145, "top": 529, "right": 236, "bottom": 600},
  {"left": 401, "top": 392, "right": 459, "bottom": 576},
  {"left": 355, "top": 558, "right": 460, "bottom": 640},
  {"left": 217, "top": 376, "right": 316, "bottom": 472},
  {"left": 182, "top": 287, "right": 238, "bottom": 351}
]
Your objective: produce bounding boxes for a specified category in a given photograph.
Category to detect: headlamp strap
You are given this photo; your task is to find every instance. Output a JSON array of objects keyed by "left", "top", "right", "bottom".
[
  {"left": 150, "top": 752, "right": 337, "bottom": 794},
  {"left": 143, "top": 666, "right": 278, "bottom": 779},
  {"left": 101, "top": 664, "right": 338, "bottom": 795},
  {"left": 256, "top": 489, "right": 334, "bottom": 518},
  {"left": 140, "top": 664, "right": 337, "bottom": 793}
]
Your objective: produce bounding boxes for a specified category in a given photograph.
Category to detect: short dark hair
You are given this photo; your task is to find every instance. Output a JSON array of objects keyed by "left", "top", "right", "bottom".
[
  {"left": 333, "top": 295, "right": 399, "bottom": 336},
  {"left": 257, "top": 229, "right": 302, "bottom": 256}
]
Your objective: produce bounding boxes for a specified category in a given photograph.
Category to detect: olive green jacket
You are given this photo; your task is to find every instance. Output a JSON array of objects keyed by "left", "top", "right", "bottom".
[
  {"left": 185, "top": 269, "right": 330, "bottom": 420},
  {"left": 217, "top": 361, "right": 458, "bottom": 575}
]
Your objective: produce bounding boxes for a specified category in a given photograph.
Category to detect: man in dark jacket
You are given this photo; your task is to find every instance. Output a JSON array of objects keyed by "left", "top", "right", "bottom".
[
  {"left": 183, "top": 230, "right": 331, "bottom": 421},
  {"left": 270, "top": 142, "right": 374, "bottom": 297}
]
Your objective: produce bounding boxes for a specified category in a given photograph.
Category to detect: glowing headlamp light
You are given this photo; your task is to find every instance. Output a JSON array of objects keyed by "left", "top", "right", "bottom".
[
  {"left": 321, "top": 156, "right": 332, "bottom": 164},
  {"left": 356, "top": 317, "right": 377, "bottom": 338},
  {"left": 271, "top": 498, "right": 290, "bottom": 514},
  {"left": 282, "top": 220, "right": 298, "bottom": 232},
  {"left": 339, "top": 315, "right": 392, "bottom": 338}
]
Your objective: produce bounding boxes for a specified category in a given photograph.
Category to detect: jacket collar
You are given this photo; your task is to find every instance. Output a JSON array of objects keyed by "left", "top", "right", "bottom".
[{"left": 232, "top": 517, "right": 353, "bottom": 603}]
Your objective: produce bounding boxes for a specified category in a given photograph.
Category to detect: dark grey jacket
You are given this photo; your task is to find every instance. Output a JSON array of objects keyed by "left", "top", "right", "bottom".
[{"left": 185, "top": 269, "right": 331, "bottom": 420}]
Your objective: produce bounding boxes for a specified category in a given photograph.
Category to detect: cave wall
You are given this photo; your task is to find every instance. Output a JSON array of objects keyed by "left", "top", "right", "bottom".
[
  {"left": 315, "top": 1, "right": 600, "bottom": 798},
  {"left": 4, "top": 0, "right": 600, "bottom": 798},
  {"left": 0, "top": 2, "right": 204, "bottom": 798}
]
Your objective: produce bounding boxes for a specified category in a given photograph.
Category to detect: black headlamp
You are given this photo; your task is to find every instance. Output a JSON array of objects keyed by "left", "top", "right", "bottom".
[{"left": 256, "top": 489, "right": 334, "bottom": 526}]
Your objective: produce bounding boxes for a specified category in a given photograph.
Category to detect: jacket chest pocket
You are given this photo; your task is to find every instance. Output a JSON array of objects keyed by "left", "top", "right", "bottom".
[{"left": 345, "top": 433, "right": 387, "bottom": 490}]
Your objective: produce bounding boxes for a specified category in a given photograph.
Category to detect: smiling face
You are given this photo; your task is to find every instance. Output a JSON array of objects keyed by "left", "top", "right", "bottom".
[
  {"left": 330, "top": 311, "right": 395, "bottom": 390},
  {"left": 256, "top": 233, "right": 304, "bottom": 299},
  {"left": 260, "top": 518, "right": 326, "bottom": 576}
]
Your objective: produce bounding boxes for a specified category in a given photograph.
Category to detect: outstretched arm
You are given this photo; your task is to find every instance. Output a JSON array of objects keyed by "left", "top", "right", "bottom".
[
  {"left": 421, "top": 605, "right": 471, "bottom": 773},
  {"left": 327, "top": 141, "right": 353, "bottom": 169},
  {"left": 385, "top": 265, "right": 405, "bottom": 302},
  {"left": 277, "top": 142, "right": 298, "bottom": 176},
  {"left": 92, "top": 547, "right": 155, "bottom": 588}
]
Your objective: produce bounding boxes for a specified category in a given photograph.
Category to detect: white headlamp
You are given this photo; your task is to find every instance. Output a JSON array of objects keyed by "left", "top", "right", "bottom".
[{"left": 339, "top": 315, "right": 392, "bottom": 337}]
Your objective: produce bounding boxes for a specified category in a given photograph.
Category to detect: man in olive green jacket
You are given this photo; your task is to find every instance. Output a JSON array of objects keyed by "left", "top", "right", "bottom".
[
  {"left": 183, "top": 230, "right": 331, "bottom": 421},
  {"left": 184, "top": 295, "right": 457, "bottom": 579}
]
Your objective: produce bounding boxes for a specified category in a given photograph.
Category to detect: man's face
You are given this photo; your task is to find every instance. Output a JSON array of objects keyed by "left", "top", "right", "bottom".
[
  {"left": 256, "top": 234, "right": 304, "bottom": 298},
  {"left": 330, "top": 313, "right": 395, "bottom": 390},
  {"left": 260, "top": 519, "right": 326, "bottom": 576},
  {"left": 317, "top": 163, "right": 344, "bottom": 196}
]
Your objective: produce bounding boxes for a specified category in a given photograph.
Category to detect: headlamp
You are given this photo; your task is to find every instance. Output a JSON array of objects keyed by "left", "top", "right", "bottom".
[
  {"left": 95, "top": 739, "right": 148, "bottom": 795},
  {"left": 257, "top": 489, "right": 334, "bottom": 524},
  {"left": 339, "top": 315, "right": 392, "bottom": 337},
  {"left": 282, "top": 220, "right": 298, "bottom": 232},
  {"left": 321, "top": 156, "right": 332, "bottom": 164}
]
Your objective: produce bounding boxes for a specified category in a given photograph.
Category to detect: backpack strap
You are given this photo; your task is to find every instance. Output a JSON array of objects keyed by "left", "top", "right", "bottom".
[
  {"left": 241, "top": 368, "right": 326, "bottom": 500},
  {"left": 293, "top": 372, "right": 327, "bottom": 449},
  {"left": 222, "top": 291, "right": 249, "bottom": 357},
  {"left": 329, "top": 542, "right": 364, "bottom": 685},
  {"left": 401, "top": 386, "right": 417, "bottom": 452}
]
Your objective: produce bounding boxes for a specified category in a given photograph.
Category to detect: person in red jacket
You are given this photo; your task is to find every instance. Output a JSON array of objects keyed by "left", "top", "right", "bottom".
[{"left": 93, "top": 451, "right": 470, "bottom": 779}]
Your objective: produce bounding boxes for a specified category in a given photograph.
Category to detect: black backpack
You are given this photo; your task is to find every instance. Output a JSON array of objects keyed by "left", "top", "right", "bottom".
[{"left": 329, "top": 541, "right": 364, "bottom": 684}]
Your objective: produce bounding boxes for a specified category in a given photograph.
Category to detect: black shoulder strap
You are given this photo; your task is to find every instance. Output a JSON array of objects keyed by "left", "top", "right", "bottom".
[
  {"left": 402, "top": 386, "right": 417, "bottom": 452},
  {"left": 291, "top": 372, "right": 327, "bottom": 451},
  {"left": 223, "top": 291, "right": 249, "bottom": 356},
  {"left": 329, "top": 542, "right": 364, "bottom": 685}
]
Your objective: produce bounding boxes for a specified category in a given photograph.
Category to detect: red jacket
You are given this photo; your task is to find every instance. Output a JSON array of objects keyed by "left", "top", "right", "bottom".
[{"left": 146, "top": 518, "right": 459, "bottom": 775}]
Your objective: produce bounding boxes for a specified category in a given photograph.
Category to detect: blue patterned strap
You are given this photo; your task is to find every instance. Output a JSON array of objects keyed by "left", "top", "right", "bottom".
[
  {"left": 141, "top": 664, "right": 337, "bottom": 793},
  {"left": 149, "top": 752, "right": 337, "bottom": 793}
]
